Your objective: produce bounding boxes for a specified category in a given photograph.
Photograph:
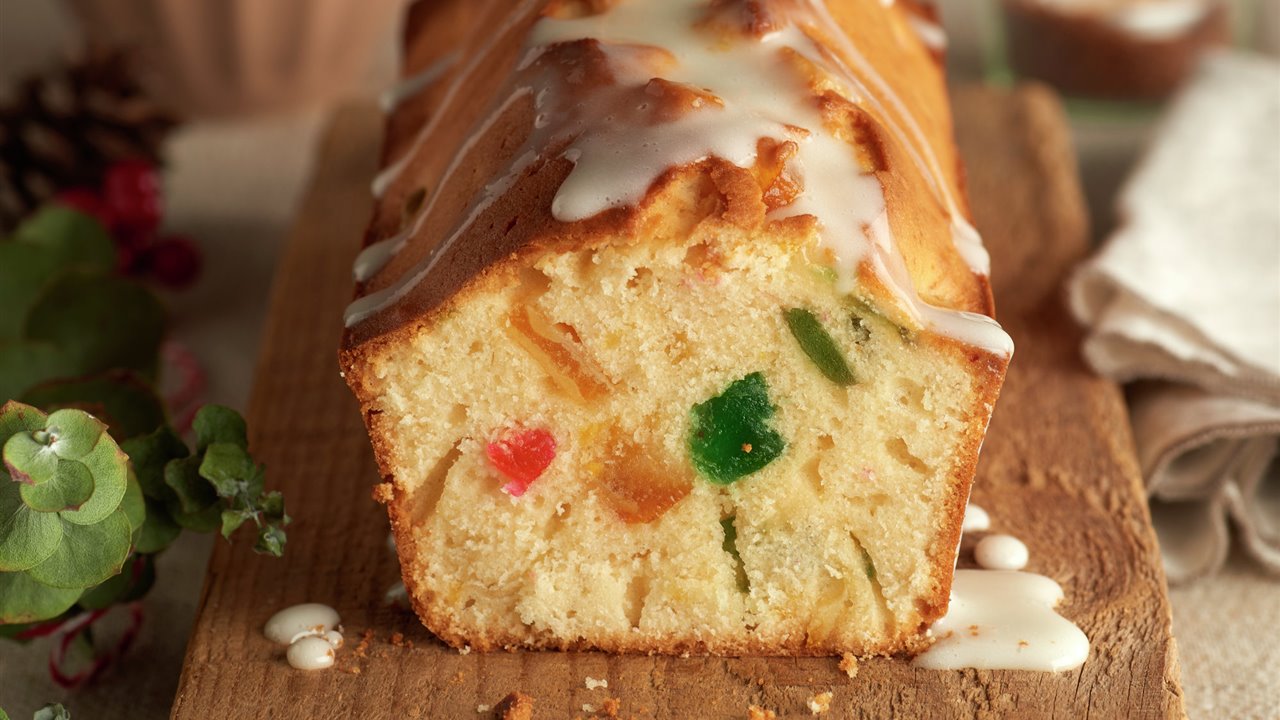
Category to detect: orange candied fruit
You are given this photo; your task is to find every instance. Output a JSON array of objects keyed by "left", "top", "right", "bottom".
[{"left": 596, "top": 431, "right": 692, "bottom": 524}]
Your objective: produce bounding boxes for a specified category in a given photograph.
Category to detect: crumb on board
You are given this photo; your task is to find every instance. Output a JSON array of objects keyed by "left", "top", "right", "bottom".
[
  {"left": 807, "top": 691, "right": 833, "bottom": 715},
  {"left": 450, "top": 671, "right": 466, "bottom": 685},
  {"left": 838, "top": 653, "right": 859, "bottom": 679},
  {"left": 748, "top": 705, "right": 777, "bottom": 720},
  {"left": 476, "top": 705, "right": 491, "bottom": 714},
  {"left": 459, "top": 645, "right": 473, "bottom": 655},
  {"left": 754, "top": 677, "right": 765, "bottom": 687},
  {"left": 582, "top": 704, "right": 596, "bottom": 714},
  {"left": 599, "top": 697, "right": 620, "bottom": 717},
  {"left": 495, "top": 691, "right": 534, "bottom": 720},
  {"left": 353, "top": 629, "right": 374, "bottom": 659},
  {"left": 585, "top": 676, "right": 608, "bottom": 690},
  {"left": 390, "top": 631, "right": 405, "bottom": 646}
]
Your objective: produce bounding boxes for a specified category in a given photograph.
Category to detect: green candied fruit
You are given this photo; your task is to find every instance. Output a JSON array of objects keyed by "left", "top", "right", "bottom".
[
  {"left": 688, "top": 372, "right": 786, "bottom": 484},
  {"left": 721, "top": 516, "right": 749, "bottom": 592},
  {"left": 783, "top": 308, "right": 856, "bottom": 386}
]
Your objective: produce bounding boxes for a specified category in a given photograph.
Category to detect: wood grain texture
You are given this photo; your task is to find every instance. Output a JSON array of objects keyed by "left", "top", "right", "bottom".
[{"left": 169, "top": 88, "right": 1184, "bottom": 719}]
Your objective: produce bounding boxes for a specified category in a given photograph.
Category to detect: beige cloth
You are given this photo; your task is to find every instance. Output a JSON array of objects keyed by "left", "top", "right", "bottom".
[{"left": 1069, "top": 51, "right": 1280, "bottom": 584}]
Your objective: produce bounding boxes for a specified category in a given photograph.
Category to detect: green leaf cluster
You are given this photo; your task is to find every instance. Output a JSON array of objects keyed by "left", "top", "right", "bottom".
[
  {"left": 123, "top": 406, "right": 288, "bottom": 558},
  {"left": 0, "top": 207, "right": 165, "bottom": 402},
  {"left": 0, "top": 402, "right": 142, "bottom": 624}
]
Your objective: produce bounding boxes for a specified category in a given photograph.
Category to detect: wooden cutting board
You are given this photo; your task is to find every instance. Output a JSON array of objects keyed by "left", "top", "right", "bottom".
[{"left": 169, "top": 88, "right": 1184, "bottom": 719}]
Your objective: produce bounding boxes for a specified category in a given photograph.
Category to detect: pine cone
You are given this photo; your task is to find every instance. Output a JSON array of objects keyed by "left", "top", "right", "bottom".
[{"left": 0, "top": 51, "right": 180, "bottom": 231}]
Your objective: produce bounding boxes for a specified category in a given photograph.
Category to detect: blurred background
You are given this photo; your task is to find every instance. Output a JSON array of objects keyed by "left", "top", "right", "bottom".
[{"left": 0, "top": 0, "right": 1277, "bottom": 718}]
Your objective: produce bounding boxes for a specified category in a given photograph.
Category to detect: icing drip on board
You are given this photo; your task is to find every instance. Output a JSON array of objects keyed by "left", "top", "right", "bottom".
[
  {"left": 915, "top": 510, "right": 1089, "bottom": 671},
  {"left": 348, "top": 0, "right": 1012, "bottom": 358}
]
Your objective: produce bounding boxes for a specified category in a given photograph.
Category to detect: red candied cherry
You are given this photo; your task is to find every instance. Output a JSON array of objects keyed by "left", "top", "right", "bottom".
[
  {"left": 54, "top": 188, "right": 115, "bottom": 228},
  {"left": 103, "top": 159, "right": 163, "bottom": 236},
  {"left": 486, "top": 427, "right": 557, "bottom": 497},
  {"left": 143, "top": 234, "right": 203, "bottom": 289}
]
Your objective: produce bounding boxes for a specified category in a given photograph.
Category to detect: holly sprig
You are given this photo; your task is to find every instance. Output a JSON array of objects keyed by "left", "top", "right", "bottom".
[{"left": 0, "top": 202, "right": 286, "bottom": 655}]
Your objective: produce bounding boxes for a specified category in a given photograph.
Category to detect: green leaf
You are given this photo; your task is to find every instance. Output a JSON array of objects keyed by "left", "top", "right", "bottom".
[
  {"left": 783, "top": 307, "right": 856, "bottom": 386},
  {"left": 0, "top": 340, "right": 76, "bottom": 402},
  {"left": 19, "top": 459, "right": 94, "bottom": 512},
  {"left": 32, "top": 702, "right": 73, "bottom": 720},
  {"left": 255, "top": 525, "right": 286, "bottom": 557},
  {"left": 0, "top": 480, "right": 62, "bottom": 571},
  {"left": 260, "top": 491, "right": 285, "bottom": 521},
  {"left": 0, "top": 400, "right": 47, "bottom": 440},
  {"left": 135, "top": 498, "right": 181, "bottom": 554},
  {"left": 78, "top": 553, "right": 154, "bottom": 610},
  {"left": 220, "top": 508, "right": 252, "bottom": 539},
  {"left": 59, "top": 432, "right": 128, "bottom": 526},
  {"left": 192, "top": 405, "right": 248, "bottom": 452},
  {"left": 22, "top": 371, "right": 167, "bottom": 442},
  {"left": 26, "top": 510, "right": 132, "bottom": 589},
  {"left": 163, "top": 456, "right": 217, "bottom": 514},
  {"left": 688, "top": 373, "right": 787, "bottom": 484},
  {"left": 24, "top": 273, "right": 166, "bottom": 380},
  {"left": 168, "top": 500, "right": 221, "bottom": 534},
  {"left": 12, "top": 206, "right": 116, "bottom": 268},
  {"left": 199, "top": 442, "right": 253, "bottom": 496},
  {"left": 120, "top": 471, "right": 146, "bottom": 534},
  {"left": 120, "top": 425, "right": 188, "bottom": 501},
  {"left": 0, "top": 569, "right": 81, "bottom": 624},
  {"left": 43, "top": 408, "right": 108, "bottom": 459},
  {"left": 3, "top": 430, "right": 59, "bottom": 485}
]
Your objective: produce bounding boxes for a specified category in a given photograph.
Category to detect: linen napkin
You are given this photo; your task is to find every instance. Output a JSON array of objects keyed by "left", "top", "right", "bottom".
[{"left": 1069, "top": 51, "right": 1280, "bottom": 583}]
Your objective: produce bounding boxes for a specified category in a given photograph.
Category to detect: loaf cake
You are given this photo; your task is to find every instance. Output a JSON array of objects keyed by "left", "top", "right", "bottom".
[
  {"left": 340, "top": 0, "right": 1012, "bottom": 656},
  {"left": 1002, "top": 0, "right": 1229, "bottom": 100}
]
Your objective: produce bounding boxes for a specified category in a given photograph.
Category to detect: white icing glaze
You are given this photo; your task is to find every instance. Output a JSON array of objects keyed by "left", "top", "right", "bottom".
[
  {"left": 974, "top": 533, "right": 1030, "bottom": 570},
  {"left": 286, "top": 634, "right": 337, "bottom": 671},
  {"left": 264, "top": 603, "right": 340, "bottom": 645},
  {"left": 914, "top": 569, "right": 1090, "bottom": 671},
  {"left": 371, "top": 0, "right": 544, "bottom": 198},
  {"left": 347, "top": 0, "right": 1012, "bottom": 359},
  {"left": 380, "top": 52, "right": 460, "bottom": 112},
  {"left": 961, "top": 503, "right": 991, "bottom": 532},
  {"left": 907, "top": 13, "right": 947, "bottom": 52}
]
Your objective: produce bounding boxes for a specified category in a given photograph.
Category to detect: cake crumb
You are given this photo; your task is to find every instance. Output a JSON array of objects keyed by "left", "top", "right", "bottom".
[
  {"left": 585, "top": 676, "right": 608, "bottom": 690},
  {"left": 599, "top": 697, "right": 621, "bottom": 717},
  {"left": 372, "top": 482, "right": 395, "bottom": 504},
  {"left": 450, "top": 671, "right": 466, "bottom": 685},
  {"left": 748, "top": 705, "right": 777, "bottom": 720},
  {"left": 495, "top": 692, "right": 534, "bottom": 720},
  {"left": 476, "top": 705, "right": 491, "bottom": 714},
  {"left": 807, "top": 691, "right": 833, "bottom": 715},
  {"left": 390, "top": 631, "right": 406, "bottom": 646},
  {"left": 582, "top": 704, "right": 596, "bottom": 713},
  {"left": 459, "top": 645, "right": 473, "bottom": 655},
  {"left": 353, "top": 629, "right": 374, "bottom": 659},
  {"left": 838, "top": 653, "right": 859, "bottom": 679}
]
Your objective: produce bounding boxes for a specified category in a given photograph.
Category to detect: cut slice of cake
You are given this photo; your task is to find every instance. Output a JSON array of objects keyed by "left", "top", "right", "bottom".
[{"left": 341, "top": 0, "right": 1012, "bottom": 656}]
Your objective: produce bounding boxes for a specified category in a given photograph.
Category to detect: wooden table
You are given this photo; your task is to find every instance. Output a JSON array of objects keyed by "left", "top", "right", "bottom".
[{"left": 169, "top": 87, "right": 1184, "bottom": 719}]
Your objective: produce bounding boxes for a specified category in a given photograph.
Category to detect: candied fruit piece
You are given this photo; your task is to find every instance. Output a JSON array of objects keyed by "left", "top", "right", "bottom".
[
  {"left": 784, "top": 308, "right": 856, "bottom": 386},
  {"left": 507, "top": 304, "right": 610, "bottom": 403},
  {"left": 688, "top": 373, "right": 786, "bottom": 484},
  {"left": 597, "top": 431, "right": 692, "bottom": 523},
  {"left": 486, "top": 427, "right": 557, "bottom": 497},
  {"left": 721, "top": 516, "right": 749, "bottom": 592}
]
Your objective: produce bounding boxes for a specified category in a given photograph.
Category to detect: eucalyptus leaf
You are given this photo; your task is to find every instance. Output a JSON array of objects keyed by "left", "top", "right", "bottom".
[
  {"left": 260, "top": 491, "right": 285, "bottom": 521},
  {"left": 0, "top": 399, "right": 47, "bottom": 440},
  {"left": 255, "top": 525, "right": 286, "bottom": 557},
  {"left": 199, "top": 442, "right": 253, "bottom": 496},
  {"left": 43, "top": 408, "right": 108, "bottom": 459},
  {"left": 0, "top": 481, "right": 62, "bottom": 572},
  {"left": 32, "top": 703, "right": 73, "bottom": 720},
  {"left": 220, "top": 508, "right": 252, "bottom": 539},
  {"left": 26, "top": 510, "right": 133, "bottom": 589},
  {"left": 24, "top": 273, "right": 166, "bottom": 381},
  {"left": 121, "top": 425, "right": 188, "bottom": 501},
  {"left": 167, "top": 499, "right": 221, "bottom": 534},
  {"left": 18, "top": 459, "right": 94, "bottom": 512},
  {"left": 192, "top": 405, "right": 248, "bottom": 451},
  {"left": 3, "top": 430, "right": 59, "bottom": 485},
  {"left": 78, "top": 553, "right": 154, "bottom": 610},
  {"left": 22, "top": 371, "right": 166, "bottom": 442},
  {"left": 0, "top": 340, "right": 76, "bottom": 402},
  {"left": 0, "top": 570, "right": 81, "bottom": 624},
  {"left": 120, "top": 471, "right": 146, "bottom": 534},
  {"left": 11, "top": 205, "right": 115, "bottom": 268},
  {"left": 59, "top": 432, "right": 128, "bottom": 526},
  {"left": 135, "top": 498, "right": 181, "bottom": 554},
  {"left": 163, "top": 456, "right": 217, "bottom": 514}
]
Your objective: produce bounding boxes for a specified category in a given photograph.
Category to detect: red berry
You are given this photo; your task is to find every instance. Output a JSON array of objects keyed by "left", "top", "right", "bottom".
[
  {"left": 103, "top": 159, "right": 162, "bottom": 236},
  {"left": 144, "top": 234, "right": 202, "bottom": 289},
  {"left": 54, "top": 188, "right": 114, "bottom": 229},
  {"left": 486, "top": 427, "right": 557, "bottom": 497}
]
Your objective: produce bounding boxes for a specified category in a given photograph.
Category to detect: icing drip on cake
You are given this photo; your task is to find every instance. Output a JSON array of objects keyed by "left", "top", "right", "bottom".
[
  {"left": 349, "top": 0, "right": 1012, "bottom": 357},
  {"left": 380, "top": 52, "right": 460, "bottom": 112},
  {"left": 915, "top": 510, "right": 1089, "bottom": 671}
]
